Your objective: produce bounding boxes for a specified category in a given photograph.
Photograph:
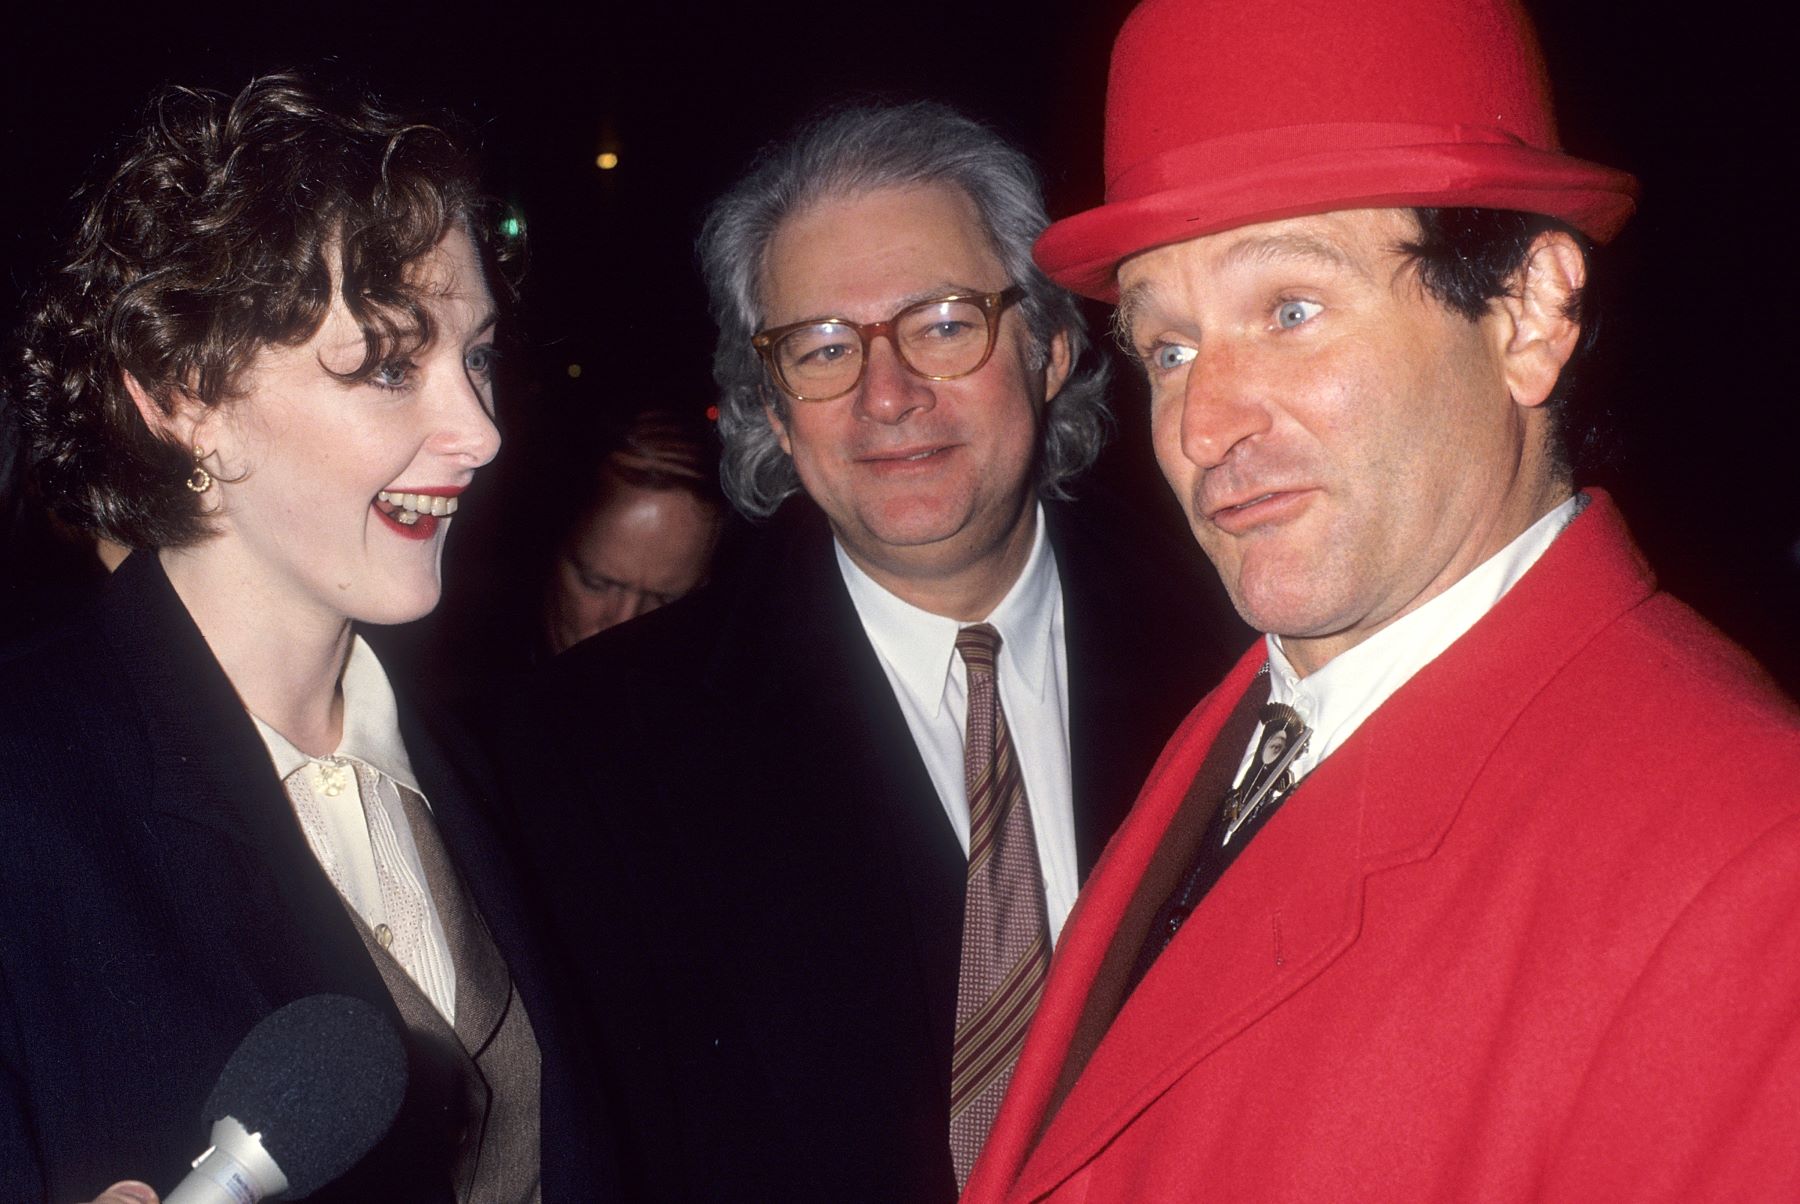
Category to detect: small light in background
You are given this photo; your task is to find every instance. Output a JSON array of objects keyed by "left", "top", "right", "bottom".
[
  {"left": 499, "top": 209, "right": 526, "bottom": 240},
  {"left": 705, "top": 404, "right": 719, "bottom": 422},
  {"left": 567, "top": 364, "right": 583, "bottom": 379},
  {"left": 595, "top": 151, "right": 620, "bottom": 171}
]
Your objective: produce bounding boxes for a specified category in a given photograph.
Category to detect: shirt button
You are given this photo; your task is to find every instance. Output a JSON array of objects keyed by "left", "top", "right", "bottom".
[{"left": 375, "top": 923, "right": 394, "bottom": 949}]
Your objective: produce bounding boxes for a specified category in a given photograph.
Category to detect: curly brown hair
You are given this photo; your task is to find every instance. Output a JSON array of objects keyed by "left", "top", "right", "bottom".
[{"left": 8, "top": 70, "right": 516, "bottom": 549}]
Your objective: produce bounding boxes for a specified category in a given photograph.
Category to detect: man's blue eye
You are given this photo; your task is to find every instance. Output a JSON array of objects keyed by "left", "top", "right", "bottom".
[
  {"left": 1152, "top": 344, "right": 1197, "bottom": 371},
  {"left": 1275, "top": 300, "right": 1322, "bottom": 329},
  {"left": 922, "top": 320, "right": 975, "bottom": 340},
  {"left": 784, "top": 324, "right": 858, "bottom": 369},
  {"left": 802, "top": 342, "right": 853, "bottom": 365}
]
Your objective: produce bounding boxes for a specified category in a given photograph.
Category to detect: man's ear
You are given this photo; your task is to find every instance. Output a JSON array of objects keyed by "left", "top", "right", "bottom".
[
  {"left": 762, "top": 398, "right": 793, "bottom": 457},
  {"left": 1495, "top": 231, "right": 1586, "bottom": 410},
  {"left": 1041, "top": 328, "right": 1073, "bottom": 405}
]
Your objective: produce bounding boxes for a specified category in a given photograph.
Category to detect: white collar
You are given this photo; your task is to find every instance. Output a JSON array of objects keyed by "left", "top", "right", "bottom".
[
  {"left": 835, "top": 505, "right": 1061, "bottom": 717},
  {"left": 1264, "top": 493, "right": 1584, "bottom": 774},
  {"left": 251, "top": 634, "right": 421, "bottom": 792}
]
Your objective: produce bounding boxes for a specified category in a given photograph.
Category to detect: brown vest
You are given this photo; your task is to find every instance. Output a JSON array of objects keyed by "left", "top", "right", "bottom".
[{"left": 349, "top": 781, "right": 542, "bottom": 1204}]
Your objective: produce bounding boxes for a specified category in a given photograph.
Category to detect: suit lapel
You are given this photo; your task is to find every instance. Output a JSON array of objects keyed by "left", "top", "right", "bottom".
[
  {"left": 1049, "top": 507, "right": 1141, "bottom": 875},
  {"left": 102, "top": 554, "right": 406, "bottom": 1029},
  {"left": 978, "top": 647, "right": 1271, "bottom": 1196},
  {"left": 704, "top": 511, "right": 966, "bottom": 1103},
  {"left": 1006, "top": 491, "right": 1661, "bottom": 1198},
  {"left": 1020, "top": 725, "right": 1371, "bottom": 1197},
  {"left": 1047, "top": 499, "right": 1248, "bottom": 879}
]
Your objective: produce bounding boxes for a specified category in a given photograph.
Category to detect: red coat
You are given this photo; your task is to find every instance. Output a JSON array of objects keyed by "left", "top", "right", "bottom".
[{"left": 966, "top": 493, "right": 1800, "bottom": 1202}]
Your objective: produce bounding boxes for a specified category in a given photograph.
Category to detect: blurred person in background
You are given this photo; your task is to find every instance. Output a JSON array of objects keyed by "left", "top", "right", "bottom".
[
  {"left": 540, "top": 407, "right": 724, "bottom": 655},
  {"left": 0, "top": 72, "right": 614, "bottom": 1203}
]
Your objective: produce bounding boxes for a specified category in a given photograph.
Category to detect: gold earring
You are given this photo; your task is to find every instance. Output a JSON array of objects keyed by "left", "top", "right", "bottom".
[{"left": 186, "top": 445, "right": 213, "bottom": 494}]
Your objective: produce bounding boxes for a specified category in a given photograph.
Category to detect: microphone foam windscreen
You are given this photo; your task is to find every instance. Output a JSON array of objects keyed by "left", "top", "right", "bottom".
[{"left": 203, "top": 993, "right": 408, "bottom": 1199}]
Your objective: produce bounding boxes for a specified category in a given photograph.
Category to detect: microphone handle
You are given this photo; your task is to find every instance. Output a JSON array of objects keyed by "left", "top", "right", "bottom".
[{"left": 164, "top": 1115, "right": 290, "bottom": 1204}]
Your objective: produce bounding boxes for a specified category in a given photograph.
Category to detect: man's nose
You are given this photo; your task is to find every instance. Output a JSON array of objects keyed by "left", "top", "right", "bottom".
[
  {"left": 852, "top": 333, "right": 936, "bottom": 425},
  {"left": 1180, "top": 340, "right": 1272, "bottom": 469}
]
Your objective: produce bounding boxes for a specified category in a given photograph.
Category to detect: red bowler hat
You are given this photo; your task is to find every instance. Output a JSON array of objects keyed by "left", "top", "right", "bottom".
[{"left": 1036, "top": 0, "right": 1640, "bottom": 300}]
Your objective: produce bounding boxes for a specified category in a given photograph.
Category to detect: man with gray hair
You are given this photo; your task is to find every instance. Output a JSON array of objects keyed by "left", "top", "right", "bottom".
[{"left": 485, "top": 102, "right": 1239, "bottom": 1201}]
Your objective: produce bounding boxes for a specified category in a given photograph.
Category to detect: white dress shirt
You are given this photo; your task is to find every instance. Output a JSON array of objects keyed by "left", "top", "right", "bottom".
[
  {"left": 836, "top": 507, "right": 1080, "bottom": 943},
  {"left": 1236, "top": 493, "right": 1586, "bottom": 788},
  {"left": 251, "top": 635, "right": 458, "bottom": 1023}
]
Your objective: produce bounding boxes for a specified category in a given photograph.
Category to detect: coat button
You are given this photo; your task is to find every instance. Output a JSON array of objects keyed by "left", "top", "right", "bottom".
[{"left": 375, "top": 923, "right": 393, "bottom": 949}]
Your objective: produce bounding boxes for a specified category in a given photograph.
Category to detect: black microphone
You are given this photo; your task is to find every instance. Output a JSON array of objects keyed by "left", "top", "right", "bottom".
[{"left": 164, "top": 994, "right": 407, "bottom": 1203}]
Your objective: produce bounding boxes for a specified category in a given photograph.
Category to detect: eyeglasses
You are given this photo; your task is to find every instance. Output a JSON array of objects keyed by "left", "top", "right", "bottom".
[{"left": 752, "top": 287, "right": 1024, "bottom": 402}]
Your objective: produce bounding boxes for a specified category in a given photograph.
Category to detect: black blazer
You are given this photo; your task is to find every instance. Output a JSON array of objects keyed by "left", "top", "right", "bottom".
[
  {"left": 483, "top": 497, "right": 1246, "bottom": 1203},
  {"left": 0, "top": 553, "right": 616, "bottom": 1203}
]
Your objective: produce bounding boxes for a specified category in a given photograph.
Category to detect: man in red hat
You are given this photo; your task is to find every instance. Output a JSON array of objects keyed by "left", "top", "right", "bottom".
[{"left": 963, "top": 0, "right": 1800, "bottom": 1199}]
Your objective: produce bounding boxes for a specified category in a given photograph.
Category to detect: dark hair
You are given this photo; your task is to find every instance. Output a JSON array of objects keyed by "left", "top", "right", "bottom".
[
  {"left": 698, "top": 101, "right": 1111, "bottom": 518},
  {"left": 8, "top": 70, "right": 514, "bottom": 549},
  {"left": 1401, "top": 207, "right": 1605, "bottom": 477}
]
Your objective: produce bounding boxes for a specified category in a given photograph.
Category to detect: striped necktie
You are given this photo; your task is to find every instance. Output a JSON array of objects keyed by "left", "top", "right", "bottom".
[{"left": 948, "top": 623, "right": 1050, "bottom": 1186}]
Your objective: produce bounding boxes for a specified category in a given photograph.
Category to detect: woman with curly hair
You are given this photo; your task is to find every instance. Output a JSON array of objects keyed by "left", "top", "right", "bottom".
[{"left": 0, "top": 72, "right": 610, "bottom": 1203}]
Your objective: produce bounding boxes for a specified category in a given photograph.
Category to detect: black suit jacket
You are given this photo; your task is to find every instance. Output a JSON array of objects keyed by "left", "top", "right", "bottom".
[
  {"left": 0, "top": 553, "right": 615, "bottom": 1203},
  {"left": 484, "top": 498, "right": 1245, "bottom": 1203}
]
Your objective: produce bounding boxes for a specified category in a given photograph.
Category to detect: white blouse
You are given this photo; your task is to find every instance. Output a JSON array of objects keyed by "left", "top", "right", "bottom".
[{"left": 250, "top": 635, "right": 457, "bottom": 1024}]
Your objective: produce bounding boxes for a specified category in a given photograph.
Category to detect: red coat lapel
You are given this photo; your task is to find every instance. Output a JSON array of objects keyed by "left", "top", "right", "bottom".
[
  {"left": 977, "top": 491, "right": 1660, "bottom": 1202},
  {"left": 964, "top": 644, "right": 1268, "bottom": 1200}
]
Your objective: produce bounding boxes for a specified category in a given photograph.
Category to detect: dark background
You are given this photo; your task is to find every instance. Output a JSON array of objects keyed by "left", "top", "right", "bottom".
[{"left": 3, "top": 1, "right": 1793, "bottom": 692}]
